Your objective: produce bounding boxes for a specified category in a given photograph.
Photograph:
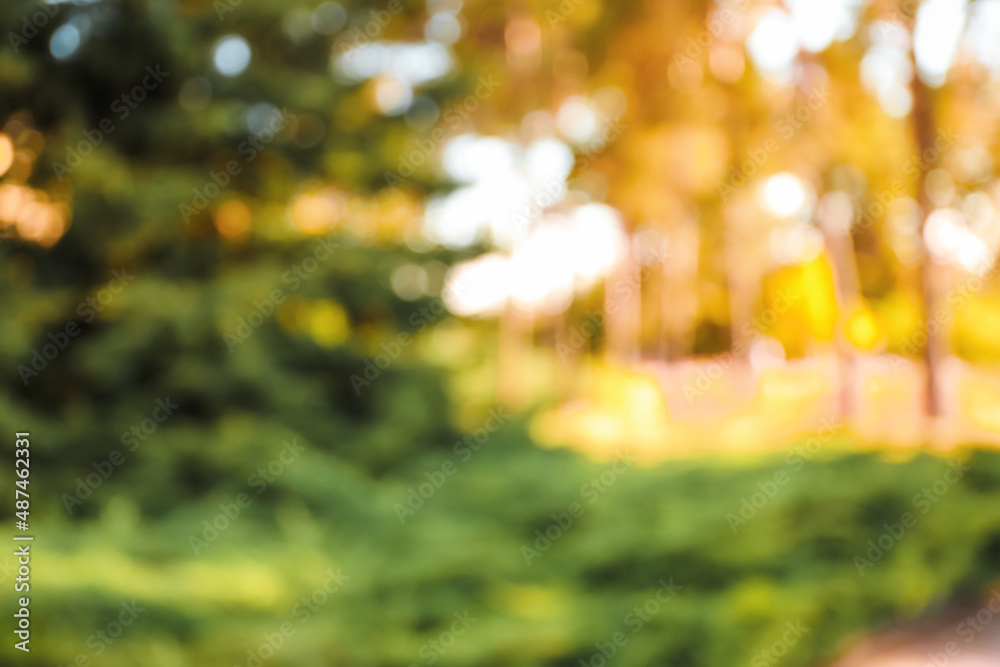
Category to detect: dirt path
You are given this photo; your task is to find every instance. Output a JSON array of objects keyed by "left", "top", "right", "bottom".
[{"left": 830, "top": 596, "right": 1000, "bottom": 667}]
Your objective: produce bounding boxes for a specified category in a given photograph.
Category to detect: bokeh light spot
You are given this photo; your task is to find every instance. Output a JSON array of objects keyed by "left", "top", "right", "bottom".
[{"left": 213, "top": 35, "right": 252, "bottom": 77}]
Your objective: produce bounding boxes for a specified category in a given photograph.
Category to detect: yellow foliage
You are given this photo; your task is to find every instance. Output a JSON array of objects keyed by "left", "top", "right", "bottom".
[
  {"left": 845, "top": 306, "right": 883, "bottom": 350},
  {"left": 308, "top": 300, "right": 350, "bottom": 347}
]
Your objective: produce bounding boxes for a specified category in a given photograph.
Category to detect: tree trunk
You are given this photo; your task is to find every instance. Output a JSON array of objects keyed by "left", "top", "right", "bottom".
[
  {"left": 604, "top": 246, "right": 642, "bottom": 362},
  {"left": 818, "top": 213, "right": 862, "bottom": 419},
  {"left": 498, "top": 302, "right": 532, "bottom": 409},
  {"left": 660, "top": 218, "right": 699, "bottom": 362},
  {"left": 911, "top": 74, "right": 946, "bottom": 417}
]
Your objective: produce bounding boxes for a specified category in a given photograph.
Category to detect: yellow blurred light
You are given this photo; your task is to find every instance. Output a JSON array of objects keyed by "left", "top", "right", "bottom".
[
  {"left": 759, "top": 369, "right": 827, "bottom": 402},
  {"left": 660, "top": 126, "right": 729, "bottom": 195},
  {"left": 291, "top": 191, "right": 342, "bottom": 234},
  {"left": 0, "top": 183, "right": 27, "bottom": 221},
  {"left": 505, "top": 17, "right": 541, "bottom": 58},
  {"left": 962, "top": 374, "right": 1000, "bottom": 432},
  {"left": 492, "top": 584, "right": 563, "bottom": 620},
  {"left": 16, "top": 201, "right": 48, "bottom": 239},
  {"left": 0, "top": 134, "right": 14, "bottom": 177},
  {"left": 372, "top": 76, "right": 412, "bottom": 115},
  {"left": 627, "top": 380, "right": 666, "bottom": 421},
  {"left": 308, "top": 300, "right": 350, "bottom": 347},
  {"left": 799, "top": 258, "right": 838, "bottom": 340},
  {"left": 709, "top": 44, "right": 746, "bottom": 83},
  {"left": 729, "top": 578, "right": 779, "bottom": 616},
  {"left": 845, "top": 307, "right": 882, "bottom": 350},
  {"left": 16, "top": 200, "right": 68, "bottom": 247},
  {"left": 376, "top": 189, "right": 421, "bottom": 242},
  {"left": 214, "top": 199, "right": 251, "bottom": 240},
  {"left": 430, "top": 319, "right": 472, "bottom": 359}
]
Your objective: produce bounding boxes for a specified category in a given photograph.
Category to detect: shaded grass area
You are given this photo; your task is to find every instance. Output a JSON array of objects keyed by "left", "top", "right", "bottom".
[{"left": 16, "top": 432, "right": 1000, "bottom": 667}]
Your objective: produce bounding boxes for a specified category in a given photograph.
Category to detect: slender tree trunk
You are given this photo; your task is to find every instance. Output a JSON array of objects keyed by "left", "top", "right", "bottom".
[
  {"left": 911, "top": 75, "right": 945, "bottom": 417},
  {"left": 660, "top": 218, "right": 699, "bottom": 361},
  {"left": 604, "top": 246, "right": 641, "bottom": 362},
  {"left": 819, "top": 212, "right": 862, "bottom": 419},
  {"left": 552, "top": 310, "right": 577, "bottom": 400},
  {"left": 498, "top": 302, "right": 532, "bottom": 409},
  {"left": 724, "top": 207, "right": 762, "bottom": 357}
]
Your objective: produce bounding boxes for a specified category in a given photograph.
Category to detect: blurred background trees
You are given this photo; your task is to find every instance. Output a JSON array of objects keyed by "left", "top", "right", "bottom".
[{"left": 4, "top": 0, "right": 1000, "bottom": 665}]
